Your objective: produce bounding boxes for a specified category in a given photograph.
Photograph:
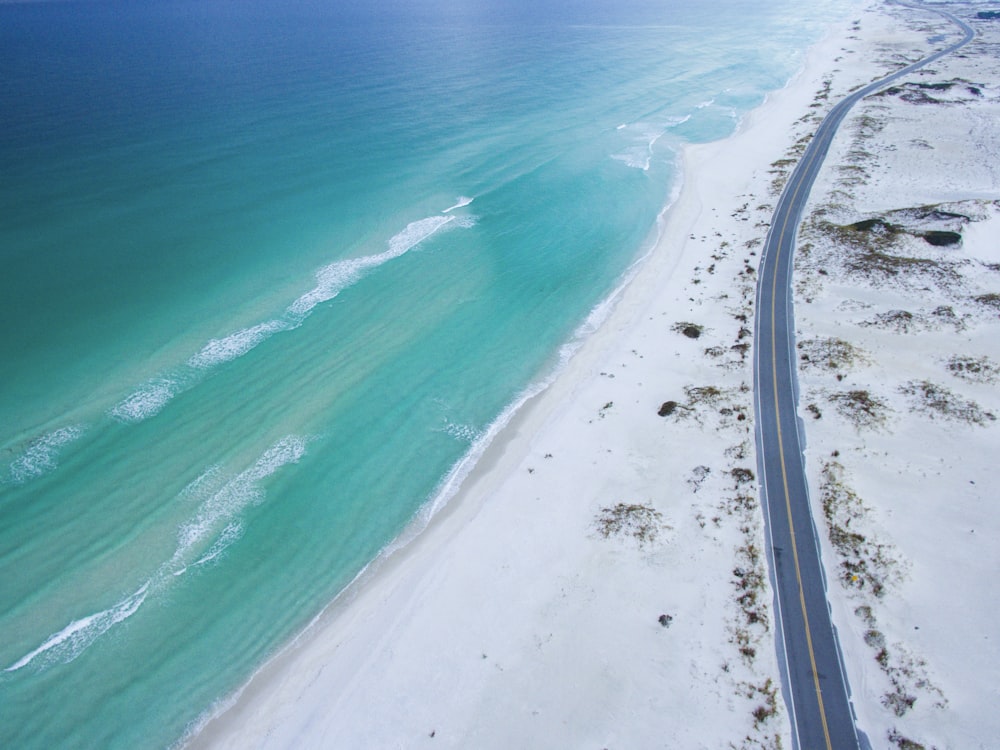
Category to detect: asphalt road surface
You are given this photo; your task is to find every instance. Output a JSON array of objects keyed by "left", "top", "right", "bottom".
[{"left": 752, "top": 5, "right": 974, "bottom": 749}]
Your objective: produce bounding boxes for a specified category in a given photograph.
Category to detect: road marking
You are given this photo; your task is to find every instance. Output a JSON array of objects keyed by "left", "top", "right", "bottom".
[
  {"left": 756, "top": 9, "right": 974, "bottom": 749},
  {"left": 767, "top": 138, "right": 834, "bottom": 750}
]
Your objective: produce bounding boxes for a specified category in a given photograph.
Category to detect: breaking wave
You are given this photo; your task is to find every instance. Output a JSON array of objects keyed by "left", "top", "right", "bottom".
[
  {"left": 106, "top": 206, "right": 471, "bottom": 426},
  {"left": 170, "top": 436, "right": 307, "bottom": 569},
  {"left": 188, "top": 320, "right": 290, "bottom": 369},
  {"left": 443, "top": 196, "right": 474, "bottom": 213},
  {"left": 612, "top": 116, "right": 690, "bottom": 170},
  {"left": 5, "top": 436, "right": 307, "bottom": 674},
  {"left": 4, "top": 583, "right": 150, "bottom": 673},
  {"left": 7, "top": 425, "right": 86, "bottom": 483},
  {"left": 110, "top": 378, "right": 181, "bottom": 423}
]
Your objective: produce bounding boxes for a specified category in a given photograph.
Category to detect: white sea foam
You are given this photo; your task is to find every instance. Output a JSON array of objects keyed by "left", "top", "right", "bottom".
[
  {"left": 443, "top": 196, "right": 474, "bottom": 213},
  {"left": 188, "top": 320, "right": 289, "bottom": 369},
  {"left": 612, "top": 119, "right": 688, "bottom": 171},
  {"left": 4, "top": 583, "right": 150, "bottom": 672},
  {"left": 8, "top": 424, "right": 86, "bottom": 483},
  {"left": 110, "top": 378, "right": 179, "bottom": 423},
  {"left": 172, "top": 436, "right": 307, "bottom": 566},
  {"left": 285, "top": 258, "right": 369, "bottom": 320},
  {"left": 110, "top": 211, "right": 466, "bottom": 426},
  {"left": 441, "top": 421, "right": 482, "bottom": 443},
  {"left": 8, "top": 437, "right": 306, "bottom": 674},
  {"left": 180, "top": 465, "right": 225, "bottom": 503},
  {"left": 287, "top": 215, "right": 456, "bottom": 321},
  {"left": 192, "top": 521, "right": 245, "bottom": 569},
  {"left": 386, "top": 214, "right": 455, "bottom": 256}
]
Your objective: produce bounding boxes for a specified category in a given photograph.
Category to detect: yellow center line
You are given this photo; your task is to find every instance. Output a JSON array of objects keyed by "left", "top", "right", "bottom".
[{"left": 767, "top": 135, "right": 834, "bottom": 750}]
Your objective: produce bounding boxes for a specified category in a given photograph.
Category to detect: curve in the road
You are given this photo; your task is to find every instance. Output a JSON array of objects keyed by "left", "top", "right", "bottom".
[{"left": 752, "top": 5, "right": 974, "bottom": 750}]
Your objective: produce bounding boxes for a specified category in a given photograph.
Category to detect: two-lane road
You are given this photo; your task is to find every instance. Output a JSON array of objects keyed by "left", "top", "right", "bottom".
[{"left": 752, "top": 5, "right": 974, "bottom": 749}]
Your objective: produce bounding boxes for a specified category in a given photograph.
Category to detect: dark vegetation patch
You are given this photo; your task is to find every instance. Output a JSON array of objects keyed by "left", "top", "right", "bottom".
[
  {"left": 658, "top": 385, "right": 737, "bottom": 423},
  {"left": 974, "top": 292, "right": 1000, "bottom": 311},
  {"left": 820, "top": 461, "right": 899, "bottom": 598},
  {"left": 844, "top": 246, "right": 958, "bottom": 284},
  {"left": 687, "top": 465, "right": 710, "bottom": 493},
  {"left": 861, "top": 309, "right": 917, "bottom": 333},
  {"left": 900, "top": 380, "right": 996, "bottom": 425},
  {"left": 889, "top": 728, "right": 927, "bottom": 750},
  {"left": 673, "top": 321, "right": 704, "bottom": 339},
  {"left": 828, "top": 389, "right": 891, "bottom": 429},
  {"left": 855, "top": 605, "right": 946, "bottom": 722},
  {"left": 798, "top": 337, "right": 867, "bottom": 373},
  {"left": 921, "top": 230, "right": 962, "bottom": 246},
  {"left": 872, "top": 78, "right": 986, "bottom": 105},
  {"left": 809, "top": 204, "right": 971, "bottom": 286},
  {"left": 685, "top": 384, "right": 723, "bottom": 405},
  {"left": 946, "top": 354, "right": 1000, "bottom": 384},
  {"left": 732, "top": 539, "right": 768, "bottom": 633},
  {"left": 593, "top": 503, "right": 665, "bottom": 547},
  {"left": 657, "top": 400, "right": 681, "bottom": 417},
  {"left": 890, "top": 204, "right": 972, "bottom": 227},
  {"left": 860, "top": 306, "right": 966, "bottom": 333},
  {"left": 745, "top": 678, "right": 779, "bottom": 728}
]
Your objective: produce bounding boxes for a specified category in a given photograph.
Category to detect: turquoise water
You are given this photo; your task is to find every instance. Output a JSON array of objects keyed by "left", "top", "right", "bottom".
[{"left": 0, "top": 0, "right": 847, "bottom": 746}]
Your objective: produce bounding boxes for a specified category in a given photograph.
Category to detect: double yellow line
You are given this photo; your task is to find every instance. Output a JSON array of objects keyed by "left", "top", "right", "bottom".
[{"left": 766, "top": 134, "right": 834, "bottom": 750}]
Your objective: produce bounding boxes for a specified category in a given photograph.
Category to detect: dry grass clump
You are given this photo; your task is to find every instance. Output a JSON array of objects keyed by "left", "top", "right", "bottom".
[
  {"left": 798, "top": 337, "right": 868, "bottom": 373},
  {"left": 828, "top": 389, "right": 892, "bottom": 429},
  {"left": 687, "top": 465, "right": 710, "bottom": 493},
  {"left": 731, "top": 539, "right": 769, "bottom": 632},
  {"left": 744, "top": 677, "right": 779, "bottom": 728},
  {"left": 820, "top": 461, "right": 900, "bottom": 597},
  {"left": 861, "top": 309, "right": 918, "bottom": 333},
  {"left": 855, "top": 605, "right": 946, "bottom": 723},
  {"left": 808, "top": 204, "right": 971, "bottom": 289},
  {"left": 845, "top": 247, "right": 958, "bottom": 285},
  {"left": 593, "top": 503, "right": 664, "bottom": 547},
  {"left": 899, "top": 380, "right": 996, "bottom": 425},
  {"left": 872, "top": 78, "right": 987, "bottom": 106},
  {"left": 945, "top": 354, "right": 999, "bottom": 384},
  {"left": 860, "top": 306, "right": 966, "bottom": 333},
  {"left": 658, "top": 385, "right": 742, "bottom": 425},
  {"left": 815, "top": 216, "right": 903, "bottom": 250},
  {"left": 973, "top": 292, "right": 1000, "bottom": 311},
  {"left": 888, "top": 728, "right": 928, "bottom": 750},
  {"left": 685, "top": 384, "right": 723, "bottom": 405}
]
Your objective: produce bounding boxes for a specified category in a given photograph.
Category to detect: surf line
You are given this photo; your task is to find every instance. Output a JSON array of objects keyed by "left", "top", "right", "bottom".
[
  {"left": 4, "top": 435, "right": 307, "bottom": 674},
  {"left": 108, "top": 201, "right": 475, "bottom": 426}
]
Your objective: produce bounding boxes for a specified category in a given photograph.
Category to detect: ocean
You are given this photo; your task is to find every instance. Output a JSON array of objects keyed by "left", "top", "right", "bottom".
[{"left": 0, "top": 0, "right": 847, "bottom": 746}]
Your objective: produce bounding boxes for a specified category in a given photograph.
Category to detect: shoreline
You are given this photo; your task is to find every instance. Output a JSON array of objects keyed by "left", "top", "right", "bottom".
[{"left": 188, "top": 6, "right": 878, "bottom": 748}]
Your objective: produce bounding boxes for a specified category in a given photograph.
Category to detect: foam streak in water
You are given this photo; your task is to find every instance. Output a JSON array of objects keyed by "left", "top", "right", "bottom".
[
  {"left": 110, "top": 377, "right": 181, "bottom": 423},
  {"left": 286, "top": 215, "right": 455, "bottom": 321},
  {"left": 104, "top": 211, "right": 466, "bottom": 425},
  {"left": 612, "top": 116, "right": 690, "bottom": 170},
  {"left": 188, "top": 320, "right": 289, "bottom": 369},
  {"left": 4, "top": 583, "right": 150, "bottom": 673},
  {"left": 172, "top": 435, "right": 307, "bottom": 568},
  {"left": 7, "top": 437, "right": 306, "bottom": 673},
  {"left": 443, "top": 196, "right": 474, "bottom": 213},
  {"left": 8, "top": 425, "right": 85, "bottom": 483}
]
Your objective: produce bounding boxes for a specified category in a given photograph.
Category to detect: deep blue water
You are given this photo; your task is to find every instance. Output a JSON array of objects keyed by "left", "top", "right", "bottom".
[{"left": 0, "top": 0, "right": 847, "bottom": 746}]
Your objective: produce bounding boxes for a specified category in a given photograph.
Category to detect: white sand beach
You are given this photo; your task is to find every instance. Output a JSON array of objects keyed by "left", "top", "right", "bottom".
[{"left": 188, "top": 3, "right": 1000, "bottom": 748}]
